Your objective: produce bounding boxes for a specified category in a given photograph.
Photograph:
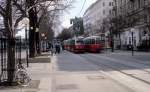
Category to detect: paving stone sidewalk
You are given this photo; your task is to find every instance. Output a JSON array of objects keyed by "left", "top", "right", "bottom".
[{"left": 0, "top": 52, "right": 52, "bottom": 92}]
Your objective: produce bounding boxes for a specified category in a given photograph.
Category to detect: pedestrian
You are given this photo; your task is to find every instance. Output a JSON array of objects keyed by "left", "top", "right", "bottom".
[
  {"left": 57, "top": 43, "right": 61, "bottom": 54},
  {"left": 61, "top": 42, "right": 64, "bottom": 50},
  {"left": 48, "top": 42, "right": 53, "bottom": 56},
  {"left": 55, "top": 42, "right": 61, "bottom": 54}
]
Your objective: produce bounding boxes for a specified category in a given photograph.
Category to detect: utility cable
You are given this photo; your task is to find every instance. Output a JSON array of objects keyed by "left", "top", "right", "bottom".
[{"left": 77, "top": 0, "right": 87, "bottom": 16}]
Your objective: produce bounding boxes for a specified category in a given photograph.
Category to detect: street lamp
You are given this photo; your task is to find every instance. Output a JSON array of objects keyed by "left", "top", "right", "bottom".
[
  {"left": 130, "top": 28, "right": 134, "bottom": 56},
  {"left": 109, "top": 19, "right": 114, "bottom": 52},
  {"left": 45, "top": 37, "right": 47, "bottom": 40},
  {"left": 145, "top": 34, "right": 149, "bottom": 51},
  {"left": 35, "top": 28, "right": 40, "bottom": 54},
  {"left": 36, "top": 28, "right": 39, "bottom": 32},
  {"left": 41, "top": 33, "right": 46, "bottom": 52},
  {"left": 41, "top": 33, "right": 45, "bottom": 37},
  {"left": 23, "top": 17, "right": 29, "bottom": 67}
]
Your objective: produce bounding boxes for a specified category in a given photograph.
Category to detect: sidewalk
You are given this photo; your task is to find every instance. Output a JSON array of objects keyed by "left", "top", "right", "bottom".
[{"left": 0, "top": 52, "right": 52, "bottom": 92}]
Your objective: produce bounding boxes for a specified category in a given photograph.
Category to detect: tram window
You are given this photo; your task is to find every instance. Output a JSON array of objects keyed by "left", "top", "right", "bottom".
[
  {"left": 96, "top": 40, "right": 100, "bottom": 44},
  {"left": 84, "top": 40, "right": 87, "bottom": 44},
  {"left": 96, "top": 38, "right": 101, "bottom": 44},
  {"left": 76, "top": 40, "right": 84, "bottom": 45},
  {"left": 91, "top": 39, "right": 95, "bottom": 44},
  {"left": 85, "top": 39, "right": 91, "bottom": 44},
  {"left": 70, "top": 40, "right": 75, "bottom": 45},
  {"left": 87, "top": 39, "right": 90, "bottom": 44}
]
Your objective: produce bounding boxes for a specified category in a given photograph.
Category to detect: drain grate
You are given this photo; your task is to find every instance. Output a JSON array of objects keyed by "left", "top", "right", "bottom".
[
  {"left": 56, "top": 84, "right": 78, "bottom": 90},
  {"left": 87, "top": 75, "right": 106, "bottom": 80}
]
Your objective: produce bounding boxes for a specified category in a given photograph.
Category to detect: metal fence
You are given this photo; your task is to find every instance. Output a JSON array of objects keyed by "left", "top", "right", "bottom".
[{"left": 0, "top": 37, "right": 22, "bottom": 85}]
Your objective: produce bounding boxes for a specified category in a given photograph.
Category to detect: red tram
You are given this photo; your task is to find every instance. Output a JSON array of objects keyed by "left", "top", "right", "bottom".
[
  {"left": 63, "top": 39, "right": 70, "bottom": 50},
  {"left": 84, "top": 36, "right": 104, "bottom": 53},
  {"left": 63, "top": 37, "right": 85, "bottom": 53}
]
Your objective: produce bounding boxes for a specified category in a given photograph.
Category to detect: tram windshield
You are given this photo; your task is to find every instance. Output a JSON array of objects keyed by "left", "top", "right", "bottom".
[{"left": 76, "top": 40, "right": 84, "bottom": 45}]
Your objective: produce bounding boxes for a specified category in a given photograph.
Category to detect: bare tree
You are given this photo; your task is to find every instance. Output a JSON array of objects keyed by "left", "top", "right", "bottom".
[
  {"left": 25, "top": 0, "right": 74, "bottom": 57},
  {"left": 0, "top": 0, "right": 23, "bottom": 84},
  {"left": 0, "top": 0, "right": 74, "bottom": 84},
  {"left": 57, "top": 28, "right": 72, "bottom": 41}
]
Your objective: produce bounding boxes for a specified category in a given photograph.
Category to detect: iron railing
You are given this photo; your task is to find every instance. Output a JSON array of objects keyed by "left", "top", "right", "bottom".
[{"left": 0, "top": 37, "right": 22, "bottom": 85}]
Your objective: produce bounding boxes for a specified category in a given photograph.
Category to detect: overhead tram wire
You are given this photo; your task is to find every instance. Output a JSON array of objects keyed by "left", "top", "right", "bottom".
[{"left": 77, "top": 0, "right": 87, "bottom": 16}]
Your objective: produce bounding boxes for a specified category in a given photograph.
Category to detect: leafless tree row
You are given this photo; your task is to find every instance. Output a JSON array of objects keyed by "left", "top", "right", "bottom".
[{"left": 0, "top": 0, "right": 74, "bottom": 85}]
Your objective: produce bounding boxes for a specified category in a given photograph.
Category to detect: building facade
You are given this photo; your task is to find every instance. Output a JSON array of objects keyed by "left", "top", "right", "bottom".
[
  {"left": 114, "top": 0, "right": 150, "bottom": 50},
  {"left": 83, "top": 0, "right": 114, "bottom": 36}
]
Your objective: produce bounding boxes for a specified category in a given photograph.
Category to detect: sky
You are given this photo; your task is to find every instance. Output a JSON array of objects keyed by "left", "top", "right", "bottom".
[
  {"left": 16, "top": 0, "right": 97, "bottom": 38},
  {"left": 61, "top": 0, "right": 97, "bottom": 28}
]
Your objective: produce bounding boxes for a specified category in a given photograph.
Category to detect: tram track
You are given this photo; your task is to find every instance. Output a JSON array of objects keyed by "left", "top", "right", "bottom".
[
  {"left": 103, "top": 54, "right": 150, "bottom": 68},
  {"left": 79, "top": 54, "right": 150, "bottom": 85},
  {"left": 91, "top": 54, "right": 150, "bottom": 74}
]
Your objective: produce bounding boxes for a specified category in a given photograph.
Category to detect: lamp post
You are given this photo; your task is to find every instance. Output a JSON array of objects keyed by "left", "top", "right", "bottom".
[
  {"left": 45, "top": 37, "right": 47, "bottom": 51},
  {"left": 36, "top": 28, "right": 40, "bottom": 54},
  {"left": 23, "top": 17, "right": 29, "bottom": 67},
  {"left": 130, "top": 28, "right": 134, "bottom": 56},
  {"left": 109, "top": 19, "right": 114, "bottom": 52},
  {"left": 41, "top": 33, "right": 45, "bottom": 52},
  {"left": 145, "top": 34, "right": 149, "bottom": 51}
]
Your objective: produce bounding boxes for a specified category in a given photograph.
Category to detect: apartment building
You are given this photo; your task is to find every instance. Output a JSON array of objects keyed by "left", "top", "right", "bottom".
[
  {"left": 115, "top": 0, "right": 150, "bottom": 50},
  {"left": 83, "top": 0, "right": 114, "bottom": 36}
]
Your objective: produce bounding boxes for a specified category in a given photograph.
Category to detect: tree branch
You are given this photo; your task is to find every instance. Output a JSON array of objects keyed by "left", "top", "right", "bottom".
[
  {"left": 14, "top": 14, "right": 26, "bottom": 29},
  {"left": 0, "top": 5, "right": 6, "bottom": 16}
]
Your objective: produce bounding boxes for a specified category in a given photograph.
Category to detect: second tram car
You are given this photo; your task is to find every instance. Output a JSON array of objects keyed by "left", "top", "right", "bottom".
[{"left": 84, "top": 36, "right": 104, "bottom": 53}]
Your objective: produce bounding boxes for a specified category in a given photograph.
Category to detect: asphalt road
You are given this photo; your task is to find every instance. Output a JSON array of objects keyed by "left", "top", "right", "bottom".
[{"left": 51, "top": 51, "right": 150, "bottom": 92}]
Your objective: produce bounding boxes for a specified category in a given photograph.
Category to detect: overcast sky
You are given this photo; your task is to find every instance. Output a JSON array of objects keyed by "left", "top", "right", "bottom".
[
  {"left": 61, "top": 0, "right": 97, "bottom": 28},
  {"left": 16, "top": 0, "right": 97, "bottom": 37}
]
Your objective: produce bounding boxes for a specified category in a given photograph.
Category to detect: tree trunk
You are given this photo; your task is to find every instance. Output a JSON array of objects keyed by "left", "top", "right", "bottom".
[
  {"left": 7, "top": 37, "right": 15, "bottom": 84},
  {"left": 28, "top": 0, "right": 39, "bottom": 57},
  {"left": 4, "top": 20, "right": 16, "bottom": 85},
  {"left": 4, "top": 0, "right": 16, "bottom": 85},
  {"left": 28, "top": 6, "right": 36, "bottom": 57},
  {"left": 35, "top": 11, "right": 41, "bottom": 55},
  {"left": 29, "top": 27, "right": 36, "bottom": 57},
  {"left": 36, "top": 31, "right": 41, "bottom": 55}
]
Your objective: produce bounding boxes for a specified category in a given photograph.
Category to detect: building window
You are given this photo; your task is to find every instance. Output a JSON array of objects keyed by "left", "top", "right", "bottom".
[
  {"left": 112, "top": 2, "right": 114, "bottom": 6},
  {"left": 103, "top": 10, "right": 105, "bottom": 15},
  {"left": 138, "top": 0, "right": 141, "bottom": 8},
  {"left": 103, "top": 2, "right": 105, "bottom": 6},
  {"left": 109, "top": 10, "right": 112, "bottom": 15},
  {"left": 109, "top": 2, "right": 112, "bottom": 6}
]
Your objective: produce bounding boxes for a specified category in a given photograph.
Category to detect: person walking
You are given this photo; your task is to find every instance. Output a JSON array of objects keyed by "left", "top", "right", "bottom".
[
  {"left": 61, "top": 42, "right": 64, "bottom": 51},
  {"left": 49, "top": 42, "right": 53, "bottom": 56},
  {"left": 55, "top": 42, "right": 61, "bottom": 54}
]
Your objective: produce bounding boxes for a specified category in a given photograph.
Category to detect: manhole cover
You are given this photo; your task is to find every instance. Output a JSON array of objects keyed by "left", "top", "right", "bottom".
[
  {"left": 87, "top": 76, "right": 106, "bottom": 80},
  {"left": 56, "top": 84, "right": 78, "bottom": 90}
]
